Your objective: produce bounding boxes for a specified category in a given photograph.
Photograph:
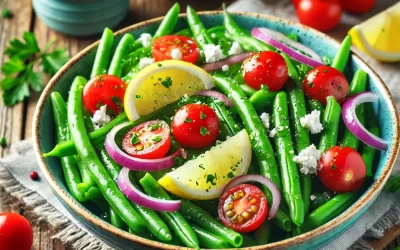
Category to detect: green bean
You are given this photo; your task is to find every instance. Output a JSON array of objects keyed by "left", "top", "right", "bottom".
[
  {"left": 307, "top": 99, "right": 325, "bottom": 115},
  {"left": 91, "top": 28, "right": 114, "bottom": 78},
  {"left": 50, "top": 92, "right": 86, "bottom": 202},
  {"left": 179, "top": 199, "right": 243, "bottom": 247},
  {"left": 207, "top": 25, "right": 225, "bottom": 41},
  {"left": 254, "top": 220, "right": 271, "bottom": 245},
  {"left": 272, "top": 209, "right": 292, "bottom": 232},
  {"left": 318, "top": 96, "right": 341, "bottom": 152},
  {"left": 341, "top": 69, "right": 367, "bottom": 149},
  {"left": 139, "top": 173, "right": 198, "bottom": 248},
  {"left": 287, "top": 33, "right": 298, "bottom": 42},
  {"left": 309, "top": 192, "right": 333, "bottom": 212},
  {"left": 187, "top": 5, "right": 214, "bottom": 50},
  {"left": 75, "top": 155, "right": 96, "bottom": 193},
  {"left": 110, "top": 207, "right": 126, "bottom": 229},
  {"left": 240, "top": 84, "right": 257, "bottom": 97},
  {"left": 175, "top": 28, "right": 193, "bottom": 38},
  {"left": 331, "top": 35, "right": 352, "bottom": 73},
  {"left": 85, "top": 186, "right": 109, "bottom": 220},
  {"left": 272, "top": 92, "right": 304, "bottom": 226},
  {"left": 300, "top": 192, "right": 357, "bottom": 232},
  {"left": 249, "top": 87, "right": 277, "bottom": 113},
  {"left": 154, "top": 3, "right": 180, "bottom": 39},
  {"left": 241, "top": 234, "right": 257, "bottom": 247},
  {"left": 108, "top": 34, "right": 135, "bottom": 77},
  {"left": 83, "top": 112, "right": 94, "bottom": 133},
  {"left": 122, "top": 46, "right": 152, "bottom": 77},
  {"left": 281, "top": 53, "right": 300, "bottom": 84},
  {"left": 191, "top": 225, "right": 231, "bottom": 249},
  {"left": 213, "top": 100, "right": 241, "bottom": 134},
  {"left": 208, "top": 101, "right": 234, "bottom": 139},
  {"left": 68, "top": 76, "right": 146, "bottom": 233},
  {"left": 361, "top": 104, "right": 379, "bottom": 177},
  {"left": 96, "top": 145, "right": 121, "bottom": 181}
]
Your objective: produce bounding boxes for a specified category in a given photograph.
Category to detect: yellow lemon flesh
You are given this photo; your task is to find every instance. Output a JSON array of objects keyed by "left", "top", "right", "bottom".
[
  {"left": 158, "top": 129, "right": 252, "bottom": 200},
  {"left": 124, "top": 60, "right": 214, "bottom": 121},
  {"left": 348, "top": 2, "right": 400, "bottom": 62}
]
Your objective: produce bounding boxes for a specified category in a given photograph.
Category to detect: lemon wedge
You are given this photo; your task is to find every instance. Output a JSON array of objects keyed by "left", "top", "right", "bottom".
[
  {"left": 158, "top": 129, "right": 252, "bottom": 200},
  {"left": 348, "top": 2, "right": 400, "bottom": 62},
  {"left": 124, "top": 60, "right": 214, "bottom": 121}
]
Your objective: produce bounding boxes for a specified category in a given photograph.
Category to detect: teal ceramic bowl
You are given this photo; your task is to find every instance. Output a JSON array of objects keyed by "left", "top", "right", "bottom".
[{"left": 33, "top": 12, "right": 400, "bottom": 249}]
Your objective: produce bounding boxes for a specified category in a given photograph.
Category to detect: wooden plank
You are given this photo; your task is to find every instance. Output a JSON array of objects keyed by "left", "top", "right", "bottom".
[{"left": 369, "top": 226, "right": 400, "bottom": 250}]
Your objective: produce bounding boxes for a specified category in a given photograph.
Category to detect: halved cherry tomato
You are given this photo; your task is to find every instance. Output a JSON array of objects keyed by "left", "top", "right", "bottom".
[
  {"left": 172, "top": 104, "right": 220, "bottom": 149},
  {"left": 242, "top": 51, "right": 289, "bottom": 91},
  {"left": 303, "top": 65, "right": 349, "bottom": 105},
  {"left": 218, "top": 184, "right": 268, "bottom": 233},
  {"left": 122, "top": 120, "right": 171, "bottom": 159},
  {"left": 83, "top": 74, "right": 126, "bottom": 115},
  {"left": 0, "top": 213, "right": 33, "bottom": 250},
  {"left": 152, "top": 35, "right": 200, "bottom": 63},
  {"left": 296, "top": 0, "right": 342, "bottom": 32},
  {"left": 318, "top": 146, "right": 366, "bottom": 193},
  {"left": 340, "top": 0, "right": 375, "bottom": 14}
]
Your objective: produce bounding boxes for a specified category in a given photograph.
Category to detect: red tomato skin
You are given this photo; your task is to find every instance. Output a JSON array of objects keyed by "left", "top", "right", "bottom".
[
  {"left": 122, "top": 120, "right": 171, "bottom": 159},
  {"left": 83, "top": 74, "right": 126, "bottom": 115},
  {"left": 296, "top": 0, "right": 342, "bottom": 32},
  {"left": 303, "top": 66, "right": 349, "bottom": 105},
  {"left": 0, "top": 213, "right": 33, "bottom": 250},
  {"left": 318, "top": 146, "right": 366, "bottom": 193},
  {"left": 340, "top": 0, "right": 375, "bottom": 14},
  {"left": 152, "top": 35, "right": 200, "bottom": 64},
  {"left": 218, "top": 184, "right": 268, "bottom": 233},
  {"left": 242, "top": 51, "right": 289, "bottom": 91},
  {"left": 172, "top": 104, "right": 220, "bottom": 149}
]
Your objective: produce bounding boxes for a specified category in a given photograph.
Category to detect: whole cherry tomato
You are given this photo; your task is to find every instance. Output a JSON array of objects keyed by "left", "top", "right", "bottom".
[
  {"left": 340, "top": 0, "right": 375, "bottom": 14},
  {"left": 296, "top": 0, "right": 342, "bottom": 32},
  {"left": 0, "top": 213, "right": 33, "bottom": 250}
]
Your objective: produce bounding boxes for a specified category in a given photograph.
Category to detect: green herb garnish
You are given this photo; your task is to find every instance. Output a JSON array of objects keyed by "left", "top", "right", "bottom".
[
  {"left": 2, "top": 9, "right": 13, "bottom": 19},
  {"left": 152, "top": 136, "right": 162, "bottom": 142},
  {"left": 150, "top": 123, "right": 160, "bottom": 131},
  {"left": 131, "top": 134, "right": 140, "bottom": 144},
  {"left": 161, "top": 77, "right": 172, "bottom": 88},
  {"left": 0, "top": 137, "right": 7, "bottom": 148},
  {"left": 200, "top": 111, "right": 207, "bottom": 119},
  {"left": 111, "top": 96, "right": 123, "bottom": 109},
  {"left": 184, "top": 117, "right": 192, "bottom": 123},
  {"left": 200, "top": 126, "right": 210, "bottom": 136}
]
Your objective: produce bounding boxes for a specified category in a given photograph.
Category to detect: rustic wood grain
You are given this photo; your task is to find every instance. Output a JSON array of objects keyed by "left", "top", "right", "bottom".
[{"left": 0, "top": 0, "right": 399, "bottom": 249}]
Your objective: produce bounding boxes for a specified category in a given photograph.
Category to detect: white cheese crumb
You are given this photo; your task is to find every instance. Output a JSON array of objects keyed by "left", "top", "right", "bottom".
[
  {"left": 204, "top": 44, "right": 226, "bottom": 63},
  {"left": 222, "top": 64, "right": 229, "bottom": 72},
  {"left": 260, "top": 112, "right": 270, "bottom": 129},
  {"left": 170, "top": 48, "right": 182, "bottom": 60},
  {"left": 91, "top": 105, "right": 111, "bottom": 129},
  {"left": 228, "top": 41, "right": 243, "bottom": 55},
  {"left": 310, "top": 194, "right": 317, "bottom": 201},
  {"left": 293, "top": 144, "right": 321, "bottom": 175},
  {"left": 300, "top": 110, "right": 323, "bottom": 134},
  {"left": 182, "top": 93, "right": 189, "bottom": 102},
  {"left": 269, "top": 128, "right": 277, "bottom": 138},
  {"left": 138, "top": 33, "right": 152, "bottom": 47},
  {"left": 289, "top": 150, "right": 294, "bottom": 154},
  {"left": 139, "top": 57, "right": 154, "bottom": 69}
]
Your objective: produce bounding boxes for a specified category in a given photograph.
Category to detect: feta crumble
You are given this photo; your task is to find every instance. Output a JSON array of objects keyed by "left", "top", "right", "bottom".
[
  {"left": 300, "top": 110, "right": 323, "bottom": 134},
  {"left": 139, "top": 57, "right": 154, "bottom": 69},
  {"left": 260, "top": 112, "right": 270, "bottom": 129},
  {"left": 182, "top": 93, "right": 189, "bottom": 102},
  {"left": 91, "top": 105, "right": 111, "bottom": 129},
  {"left": 204, "top": 44, "right": 226, "bottom": 63},
  {"left": 269, "top": 128, "right": 277, "bottom": 138},
  {"left": 170, "top": 48, "right": 182, "bottom": 60},
  {"left": 293, "top": 144, "right": 321, "bottom": 175},
  {"left": 138, "top": 33, "right": 152, "bottom": 47},
  {"left": 310, "top": 194, "right": 317, "bottom": 201},
  {"left": 228, "top": 42, "right": 243, "bottom": 55},
  {"left": 222, "top": 64, "right": 229, "bottom": 72}
]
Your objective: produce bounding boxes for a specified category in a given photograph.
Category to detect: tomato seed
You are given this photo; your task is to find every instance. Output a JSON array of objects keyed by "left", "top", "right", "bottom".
[{"left": 251, "top": 205, "right": 258, "bottom": 213}]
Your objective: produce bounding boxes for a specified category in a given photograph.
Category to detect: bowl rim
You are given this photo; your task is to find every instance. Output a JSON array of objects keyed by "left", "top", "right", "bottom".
[{"left": 32, "top": 10, "right": 400, "bottom": 249}]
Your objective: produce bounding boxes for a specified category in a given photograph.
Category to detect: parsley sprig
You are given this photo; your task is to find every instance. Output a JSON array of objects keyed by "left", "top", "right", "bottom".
[{"left": 0, "top": 32, "right": 69, "bottom": 106}]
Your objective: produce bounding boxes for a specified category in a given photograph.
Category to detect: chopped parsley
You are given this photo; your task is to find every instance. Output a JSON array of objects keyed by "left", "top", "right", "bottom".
[
  {"left": 206, "top": 174, "right": 217, "bottom": 186},
  {"left": 131, "top": 134, "right": 140, "bottom": 145},
  {"left": 136, "top": 94, "right": 141, "bottom": 99},
  {"left": 200, "top": 126, "right": 210, "bottom": 136},
  {"left": 1, "top": 9, "right": 12, "bottom": 19},
  {"left": 198, "top": 164, "right": 205, "bottom": 170},
  {"left": 150, "top": 123, "right": 160, "bottom": 131},
  {"left": 111, "top": 96, "right": 123, "bottom": 109},
  {"left": 161, "top": 77, "right": 172, "bottom": 88},
  {"left": 0, "top": 137, "right": 7, "bottom": 148},
  {"left": 152, "top": 136, "right": 162, "bottom": 142},
  {"left": 157, "top": 63, "right": 162, "bottom": 67},
  {"left": 227, "top": 172, "right": 235, "bottom": 178},
  {"left": 184, "top": 117, "right": 192, "bottom": 123},
  {"left": 200, "top": 111, "right": 207, "bottom": 119},
  {"left": 174, "top": 157, "right": 185, "bottom": 166}
]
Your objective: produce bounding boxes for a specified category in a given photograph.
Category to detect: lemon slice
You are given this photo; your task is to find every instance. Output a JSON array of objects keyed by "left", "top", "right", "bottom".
[
  {"left": 124, "top": 60, "right": 214, "bottom": 121},
  {"left": 158, "top": 129, "right": 252, "bottom": 200},
  {"left": 348, "top": 2, "right": 400, "bottom": 62}
]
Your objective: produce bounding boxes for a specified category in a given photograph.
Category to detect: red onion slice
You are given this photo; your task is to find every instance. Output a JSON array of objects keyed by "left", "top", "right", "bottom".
[
  {"left": 222, "top": 174, "right": 281, "bottom": 219},
  {"left": 105, "top": 122, "right": 181, "bottom": 171},
  {"left": 342, "top": 92, "right": 387, "bottom": 150},
  {"left": 201, "top": 52, "right": 253, "bottom": 72},
  {"left": 251, "top": 27, "right": 324, "bottom": 68},
  {"left": 118, "top": 168, "right": 180, "bottom": 212},
  {"left": 197, "top": 90, "right": 234, "bottom": 107}
]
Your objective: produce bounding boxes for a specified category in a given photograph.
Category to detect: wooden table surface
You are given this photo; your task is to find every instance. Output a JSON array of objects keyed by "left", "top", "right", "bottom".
[{"left": 0, "top": 0, "right": 398, "bottom": 249}]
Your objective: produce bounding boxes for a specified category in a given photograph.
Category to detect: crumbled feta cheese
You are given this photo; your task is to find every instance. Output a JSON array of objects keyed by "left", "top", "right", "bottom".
[
  {"left": 228, "top": 42, "right": 243, "bottom": 55},
  {"left": 269, "top": 128, "right": 277, "bottom": 138},
  {"left": 138, "top": 33, "right": 152, "bottom": 47},
  {"left": 310, "top": 194, "right": 317, "bottom": 201},
  {"left": 293, "top": 144, "right": 321, "bottom": 175},
  {"left": 204, "top": 44, "right": 226, "bottom": 63},
  {"left": 91, "top": 105, "right": 111, "bottom": 129},
  {"left": 182, "top": 93, "right": 189, "bottom": 102},
  {"left": 222, "top": 64, "right": 229, "bottom": 72},
  {"left": 260, "top": 112, "right": 270, "bottom": 129},
  {"left": 170, "top": 48, "right": 182, "bottom": 60},
  {"left": 139, "top": 57, "right": 154, "bottom": 69},
  {"left": 300, "top": 110, "right": 323, "bottom": 134}
]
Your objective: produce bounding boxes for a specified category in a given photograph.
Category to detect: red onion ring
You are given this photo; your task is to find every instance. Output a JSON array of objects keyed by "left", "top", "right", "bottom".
[
  {"left": 105, "top": 122, "right": 181, "bottom": 171},
  {"left": 201, "top": 52, "right": 253, "bottom": 72},
  {"left": 222, "top": 174, "right": 281, "bottom": 219},
  {"left": 342, "top": 92, "right": 387, "bottom": 150},
  {"left": 118, "top": 168, "right": 180, "bottom": 212},
  {"left": 251, "top": 27, "right": 324, "bottom": 68},
  {"left": 197, "top": 90, "right": 234, "bottom": 107}
]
